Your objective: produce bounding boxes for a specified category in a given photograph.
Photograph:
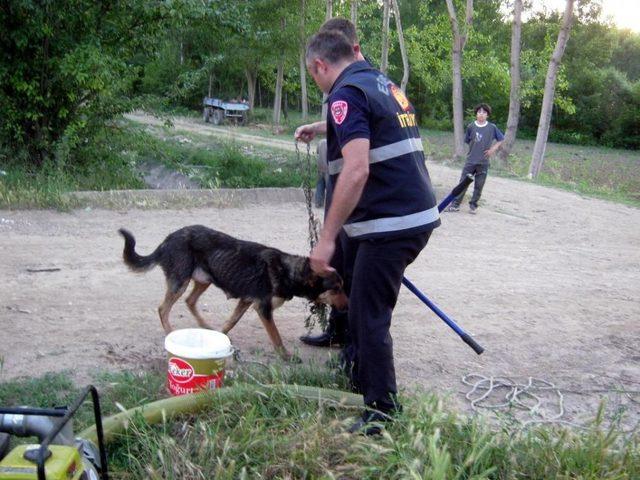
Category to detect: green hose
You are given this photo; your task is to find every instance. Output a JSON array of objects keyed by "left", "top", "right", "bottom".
[{"left": 78, "top": 383, "right": 363, "bottom": 444}]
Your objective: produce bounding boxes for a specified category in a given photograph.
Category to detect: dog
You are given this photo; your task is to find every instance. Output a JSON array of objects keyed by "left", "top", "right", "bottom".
[{"left": 118, "top": 225, "right": 347, "bottom": 360}]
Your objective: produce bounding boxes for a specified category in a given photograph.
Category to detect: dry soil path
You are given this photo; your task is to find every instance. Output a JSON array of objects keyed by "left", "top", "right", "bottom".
[{"left": 1, "top": 114, "right": 639, "bottom": 429}]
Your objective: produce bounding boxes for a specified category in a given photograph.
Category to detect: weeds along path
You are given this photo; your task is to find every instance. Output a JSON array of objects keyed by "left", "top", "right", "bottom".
[
  {"left": 125, "top": 112, "right": 301, "bottom": 152},
  {"left": 1, "top": 113, "right": 639, "bottom": 430}
]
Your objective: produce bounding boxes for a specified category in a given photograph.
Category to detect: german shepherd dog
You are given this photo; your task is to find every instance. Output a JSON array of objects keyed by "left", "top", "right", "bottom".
[{"left": 118, "top": 225, "right": 347, "bottom": 360}]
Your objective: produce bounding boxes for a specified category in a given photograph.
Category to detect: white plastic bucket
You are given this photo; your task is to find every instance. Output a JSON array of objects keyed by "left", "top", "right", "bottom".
[{"left": 164, "top": 328, "right": 233, "bottom": 396}]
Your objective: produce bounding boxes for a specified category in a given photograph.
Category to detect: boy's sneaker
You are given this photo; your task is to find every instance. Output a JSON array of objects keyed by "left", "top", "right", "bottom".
[
  {"left": 448, "top": 204, "right": 460, "bottom": 212},
  {"left": 469, "top": 204, "right": 478, "bottom": 214}
]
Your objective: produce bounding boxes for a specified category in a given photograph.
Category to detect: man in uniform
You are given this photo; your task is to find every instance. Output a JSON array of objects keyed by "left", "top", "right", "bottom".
[
  {"left": 297, "top": 18, "right": 365, "bottom": 348},
  {"left": 299, "top": 30, "right": 440, "bottom": 435}
]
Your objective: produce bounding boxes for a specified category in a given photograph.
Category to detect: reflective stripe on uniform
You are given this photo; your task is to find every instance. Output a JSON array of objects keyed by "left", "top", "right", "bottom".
[
  {"left": 328, "top": 137, "right": 424, "bottom": 176},
  {"left": 342, "top": 205, "right": 439, "bottom": 237}
]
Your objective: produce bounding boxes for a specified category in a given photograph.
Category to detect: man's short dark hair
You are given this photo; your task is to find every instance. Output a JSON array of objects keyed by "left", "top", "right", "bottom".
[
  {"left": 320, "top": 18, "right": 358, "bottom": 45},
  {"left": 474, "top": 103, "right": 492, "bottom": 116},
  {"left": 306, "top": 30, "right": 354, "bottom": 65}
]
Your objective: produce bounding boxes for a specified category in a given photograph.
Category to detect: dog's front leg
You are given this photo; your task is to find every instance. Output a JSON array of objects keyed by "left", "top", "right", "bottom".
[{"left": 254, "top": 300, "right": 293, "bottom": 361}]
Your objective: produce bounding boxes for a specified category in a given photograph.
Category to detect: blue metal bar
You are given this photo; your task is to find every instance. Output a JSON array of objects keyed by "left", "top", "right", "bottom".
[
  {"left": 437, "top": 173, "right": 474, "bottom": 213},
  {"left": 402, "top": 277, "right": 484, "bottom": 354},
  {"left": 402, "top": 173, "right": 484, "bottom": 354}
]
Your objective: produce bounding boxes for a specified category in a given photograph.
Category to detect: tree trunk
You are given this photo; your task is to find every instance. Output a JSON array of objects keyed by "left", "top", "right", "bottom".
[
  {"left": 273, "top": 56, "right": 285, "bottom": 125},
  {"left": 299, "top": 49, "right": 309, "bottom": 120},
  {"left": 529, "top": 0, "right": 575, "bottom": 179},
  {"left": 245, "top": 68, "right": 257, "bottom": 110},
  {"left": 321, "top": 0, "right": 333, "bottom": 120},
  {"left": 208, "top": 73, "right": 213, "bottom": 97},
  {"left": 299, "top": 0, "right": 308, "bottom": 120},
  {"left": 351, "top": 0, "right": 357, "bottom": 25},
  {"left": 497, "top": 0, "right": 523, "bottom": 167},
  {"left": 284, "top": 91, "right": 289, "bottom": 120},
  {"left": 445, "top": 0, "right": 474, "bottom": 162},
  {"left": 391, "top": 0, "right": 409, "bottom": 91},
  {"left": 380, "top": 0, "right": 390, "bottom": 74},
  {"left": 450, "top": 40, "right": 465, "bottom": 161}
]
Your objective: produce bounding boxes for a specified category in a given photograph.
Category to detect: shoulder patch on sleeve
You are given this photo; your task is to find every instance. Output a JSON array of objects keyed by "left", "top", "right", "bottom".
[
  {"left": 331, "top": 100, "right": 348, "bottom": 125},
  {"left": 390, "top": 83, "right": 410, "bottom": 111}
]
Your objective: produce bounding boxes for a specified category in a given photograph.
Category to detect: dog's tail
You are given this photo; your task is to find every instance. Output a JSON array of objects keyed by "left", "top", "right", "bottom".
[{"left": 118, "top": 228, "right": 161, "bottom": 272}]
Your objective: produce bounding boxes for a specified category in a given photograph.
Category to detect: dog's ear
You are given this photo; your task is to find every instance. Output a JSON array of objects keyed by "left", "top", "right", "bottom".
[{"left": 321, "top": 271, "right": 343, "bottom": 291}]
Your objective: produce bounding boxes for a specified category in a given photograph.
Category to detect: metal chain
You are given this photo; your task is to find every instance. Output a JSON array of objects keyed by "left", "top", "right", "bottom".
[
  {"left": 295, "top": 140, "right": 328, "bottom": 330},
  {"left": 296, "top": 140, "right": 321, "bottom": 249}
]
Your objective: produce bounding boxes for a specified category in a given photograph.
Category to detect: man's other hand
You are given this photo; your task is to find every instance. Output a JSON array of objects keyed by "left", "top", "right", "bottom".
[{"left": 295, "top": 124, "right": 316, "bottom": 143}]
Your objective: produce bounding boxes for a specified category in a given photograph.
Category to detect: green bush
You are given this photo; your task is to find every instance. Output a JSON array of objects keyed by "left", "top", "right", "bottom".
[
  {"left": 0, "top": 1, "right": 186, "bottom": 168},
  {"left": 419, "top": 116, "right": 453, "bottom": 132}
]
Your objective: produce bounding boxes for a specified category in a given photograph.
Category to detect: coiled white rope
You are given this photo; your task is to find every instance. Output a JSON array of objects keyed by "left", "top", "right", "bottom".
[
  {"left": 461, "top": 374, "right": 640, "bottom": 431},
  {"left": 462, "top": 373, "right": 640, "bottom": 434},
  {"left": 462, "top": 374, "right": 578, "bottom": 428}
]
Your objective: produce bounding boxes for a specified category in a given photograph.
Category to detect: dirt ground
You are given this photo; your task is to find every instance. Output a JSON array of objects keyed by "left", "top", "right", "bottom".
[{"left": 2, "top": 123, "right": 639, "bottom": 430}]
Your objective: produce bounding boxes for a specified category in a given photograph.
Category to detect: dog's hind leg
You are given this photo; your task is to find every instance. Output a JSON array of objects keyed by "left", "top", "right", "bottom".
[
  {"left": 185, "top": 281, "right": 214, "bottom": 329},
  {"left": 158, "top": 280, "right": 189, "bottom": 334},
  {"left": 253, "top": 300, "right": 293, "bottom": 361},
  {"left": 220, "top": 299, "right": 252, "bottom": 334}
]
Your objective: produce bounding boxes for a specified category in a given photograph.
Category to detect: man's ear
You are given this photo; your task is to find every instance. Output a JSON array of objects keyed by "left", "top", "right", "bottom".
[
  {"left": 314, "top": 57, "right": 328, "bottom": 75},
  {"left": 309, "top": 59, "right": 318, "bottom": 75}
]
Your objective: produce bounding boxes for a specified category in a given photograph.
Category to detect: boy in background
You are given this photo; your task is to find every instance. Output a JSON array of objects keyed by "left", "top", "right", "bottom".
[{"left": 449, "top": 103, "right": 504, "bottom": 214}]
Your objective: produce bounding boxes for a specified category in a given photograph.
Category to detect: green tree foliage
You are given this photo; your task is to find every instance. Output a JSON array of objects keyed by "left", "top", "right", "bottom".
[
  {"left": 0, "top": 0, "right": 199, "bottom": 166},
  {"left": 612, "top": 30, "right": 640, "bottom": 81},
  {"left": 137, "top": 0, "right": 323, "bottom": 114},
  {"left": 403, "top": 0, "right": 510, "bottom": 128},
  {"left": 2, "top": 0, "right": 639, "bottom": 170},
  {"left": 400, "top": 0, "right": 639, "bottom": 149},
  {"left": 404, "top": 3, "right": 453, "bottom": 123}
]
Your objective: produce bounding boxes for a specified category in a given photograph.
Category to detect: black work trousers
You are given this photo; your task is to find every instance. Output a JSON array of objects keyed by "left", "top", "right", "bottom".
[
  {"left": 453, "top": 162, "right": 489, "bottom": 208},
  {"left": 340, "top": 231, "right": 431, "bottom": 411},
  {"left": 327, "top": 234, "right": 348, "bottom": 335}
]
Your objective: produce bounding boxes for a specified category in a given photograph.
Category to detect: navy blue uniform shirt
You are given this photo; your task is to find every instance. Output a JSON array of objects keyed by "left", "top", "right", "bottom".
[{"left": 325, "top": 61, "right": 440, "bottom": 240}]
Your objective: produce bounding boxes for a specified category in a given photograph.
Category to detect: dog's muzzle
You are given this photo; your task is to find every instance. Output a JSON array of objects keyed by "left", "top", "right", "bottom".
[{"left": 317, "top": 290, "right": 349, "bottom": 311}]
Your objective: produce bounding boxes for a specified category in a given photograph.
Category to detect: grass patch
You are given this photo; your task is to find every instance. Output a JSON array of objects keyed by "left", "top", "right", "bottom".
[
  {"left": 0, "top": 121, "right": 315, "bottom": 209},
  {"left": 0, "top": 125, "right": 147, "bottom": 209},
  {"left": 419, "top": 128, "right": 640, "bottom": 206},
  {"left": 0, "top": 372, "right": 80, "bottom": 410},
  {"left": 172, "top": 103, "right": 640, "bottom": 207},
  {"left": 2, "top": 364, "right": 638, "bottom": 478},
  {"left": 3, "top": 107, "right": 639, "bottom": 209},
  {"left": 144, "top": 130, "right": 312, "bottom": 189},
  {"left": 0, "top": 370, "right": 166, "bottom": 432}
]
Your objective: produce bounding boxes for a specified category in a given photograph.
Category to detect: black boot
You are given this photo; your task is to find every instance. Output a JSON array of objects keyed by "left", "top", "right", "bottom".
[
  {"left": 348, "top": 410, "right": 388, "bottom": 436},
  {"left": 300, "top": 309, "right": 347, "bottom": 347},
  {"left": 348, "top": 399, "right": 402, "bottom": 436}
]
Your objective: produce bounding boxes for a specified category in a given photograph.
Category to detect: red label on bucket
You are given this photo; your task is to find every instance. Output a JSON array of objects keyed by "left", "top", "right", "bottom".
[
  {"left": 168, "top": 357, "right": 194, "bottom": 383},
  {"left": 167, "top": 357, "right": 225, "bottom": 396}
]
